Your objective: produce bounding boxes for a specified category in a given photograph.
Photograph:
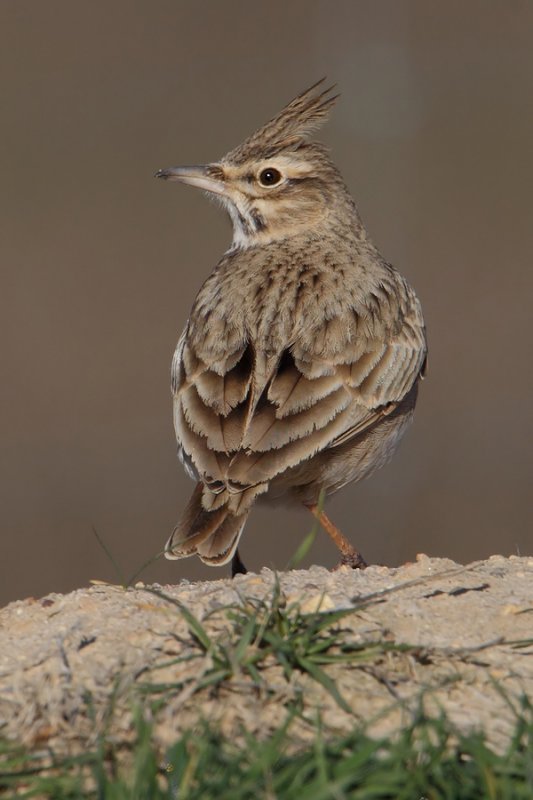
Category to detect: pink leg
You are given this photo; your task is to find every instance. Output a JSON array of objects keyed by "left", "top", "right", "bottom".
[{"left": 305, "top": 503, "right": 367, "bottom": 569}]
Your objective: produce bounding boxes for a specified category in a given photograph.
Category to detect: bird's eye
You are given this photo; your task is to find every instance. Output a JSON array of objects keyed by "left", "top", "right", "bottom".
[{"left": 258, "top": 167, "right": 282, "bottom": 187}]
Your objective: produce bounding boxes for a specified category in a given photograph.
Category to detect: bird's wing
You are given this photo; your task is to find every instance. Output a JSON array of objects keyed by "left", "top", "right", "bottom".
[{"left": 172, "top": 280, "right": 426, "bottom": 493}]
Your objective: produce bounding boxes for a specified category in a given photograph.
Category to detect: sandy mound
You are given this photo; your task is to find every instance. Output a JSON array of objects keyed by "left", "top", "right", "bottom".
[{"left": 1, "top": 555, "right": 532, "bottom": 756}]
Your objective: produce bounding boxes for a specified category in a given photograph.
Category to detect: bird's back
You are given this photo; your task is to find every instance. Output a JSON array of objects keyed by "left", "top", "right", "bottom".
[{"left": 173, "top": 230, "right": 426, "bottom": 512}]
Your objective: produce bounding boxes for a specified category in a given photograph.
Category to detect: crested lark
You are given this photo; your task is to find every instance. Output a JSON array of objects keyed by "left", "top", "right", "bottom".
[{"left": 156, "top": 80, "right": 427, "bottom": 574}]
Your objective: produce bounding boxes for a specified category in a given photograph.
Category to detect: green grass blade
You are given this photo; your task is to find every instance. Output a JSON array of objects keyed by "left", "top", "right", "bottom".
[
  {"left": 286, "top": 488, "right": 326, "bottom": 570},
  {"left": 296, "top": 655, "right": 352, "bottom": 715},
  {"left": 90, "top": 524, "right": 125, "bottom": 587},
  {"left": 125, "top": 550, "right": 165, "bottom": 588},
  {"left": 177, "top": 604, "right": 213, "bottom": 652}
]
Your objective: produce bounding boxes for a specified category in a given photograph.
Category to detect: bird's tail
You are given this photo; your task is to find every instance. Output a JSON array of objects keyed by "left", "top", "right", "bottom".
[{"left": 165, "top": 482, "right": 249, "bottom": 566}]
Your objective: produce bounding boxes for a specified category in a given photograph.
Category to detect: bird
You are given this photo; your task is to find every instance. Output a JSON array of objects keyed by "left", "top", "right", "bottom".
[{"left": 155, "top": 79, "right": 427, "bottom": 576}]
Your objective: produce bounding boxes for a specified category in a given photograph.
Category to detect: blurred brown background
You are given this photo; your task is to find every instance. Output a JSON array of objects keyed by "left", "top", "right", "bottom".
[{"left": 1, "top": 1, "right": 532, "bottom": 606}]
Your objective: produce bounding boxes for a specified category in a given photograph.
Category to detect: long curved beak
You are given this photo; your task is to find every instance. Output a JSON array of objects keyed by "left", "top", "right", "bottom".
[{"left": 154, "top": 165, "right": 226, "bottom": 197}]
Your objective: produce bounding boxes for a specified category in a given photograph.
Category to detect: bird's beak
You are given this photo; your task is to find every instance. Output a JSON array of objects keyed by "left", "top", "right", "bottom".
[{"left": 154, "top": 165, "right": 226, "bottom": 197}]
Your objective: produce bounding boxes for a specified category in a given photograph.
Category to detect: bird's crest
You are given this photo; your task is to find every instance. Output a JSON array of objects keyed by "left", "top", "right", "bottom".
[{"left": 224, "top": 78, "right": 339, "bottom": 165}]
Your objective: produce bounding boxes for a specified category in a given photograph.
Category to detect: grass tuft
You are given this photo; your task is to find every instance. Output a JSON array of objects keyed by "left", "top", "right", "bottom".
[
  {"left": 1, "top": 701, "right": 533, "bottom": 798},
  {"left": 141, "top": 580, "right": 408, "bottom": 714}
]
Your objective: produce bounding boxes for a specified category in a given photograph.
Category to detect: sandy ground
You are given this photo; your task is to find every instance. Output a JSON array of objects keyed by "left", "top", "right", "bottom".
[{"left": 1, "top": 555, "right": 532, "bottom": 757}]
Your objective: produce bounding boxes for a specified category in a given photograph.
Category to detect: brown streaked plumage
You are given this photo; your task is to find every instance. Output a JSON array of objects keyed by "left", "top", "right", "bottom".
[{"left": 156, "top": 79, "right": 427, "bottom": 573}]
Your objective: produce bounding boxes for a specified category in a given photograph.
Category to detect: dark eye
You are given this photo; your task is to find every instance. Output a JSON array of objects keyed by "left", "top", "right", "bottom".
[{"left": 259, "top": 167, "right": 282, "bottom": 187}]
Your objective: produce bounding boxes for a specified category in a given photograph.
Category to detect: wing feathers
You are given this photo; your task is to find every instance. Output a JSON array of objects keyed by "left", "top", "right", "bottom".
[
  {"left": 229, "top": 402, "right": 361, "bottom": 484},
  {"left": 181, "top": 385, "right": 245, "bottom": 451},
  {"left": 242, "top": 385, "right": 351, "bottom": 451},
  {"left": 194, "top": 364, "right": 251, "bottom": 416},
  {"left": 173, "top": 290, "right": 426, "bottom": 494},
  {"left": 268, "top": 364, "right": 343, "bottom": 417}
]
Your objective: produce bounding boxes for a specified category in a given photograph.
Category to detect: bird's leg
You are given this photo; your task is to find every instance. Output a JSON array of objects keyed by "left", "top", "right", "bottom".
[
  {"left": 231, "top": 548, "right": 248, "bottom": 577},
  {"left": 304, "top": 503, "right": 368, "bottom": 570}
]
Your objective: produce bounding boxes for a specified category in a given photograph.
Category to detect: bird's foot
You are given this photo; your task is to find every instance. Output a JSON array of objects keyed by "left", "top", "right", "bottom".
[{"left": 332, "top": 551, "right": 368, "bottom": 571}]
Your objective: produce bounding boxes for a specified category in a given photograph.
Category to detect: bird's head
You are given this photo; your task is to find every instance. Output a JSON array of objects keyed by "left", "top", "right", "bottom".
[{"left": 156, "top": 80, "right": 359, "bottom": 250}]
